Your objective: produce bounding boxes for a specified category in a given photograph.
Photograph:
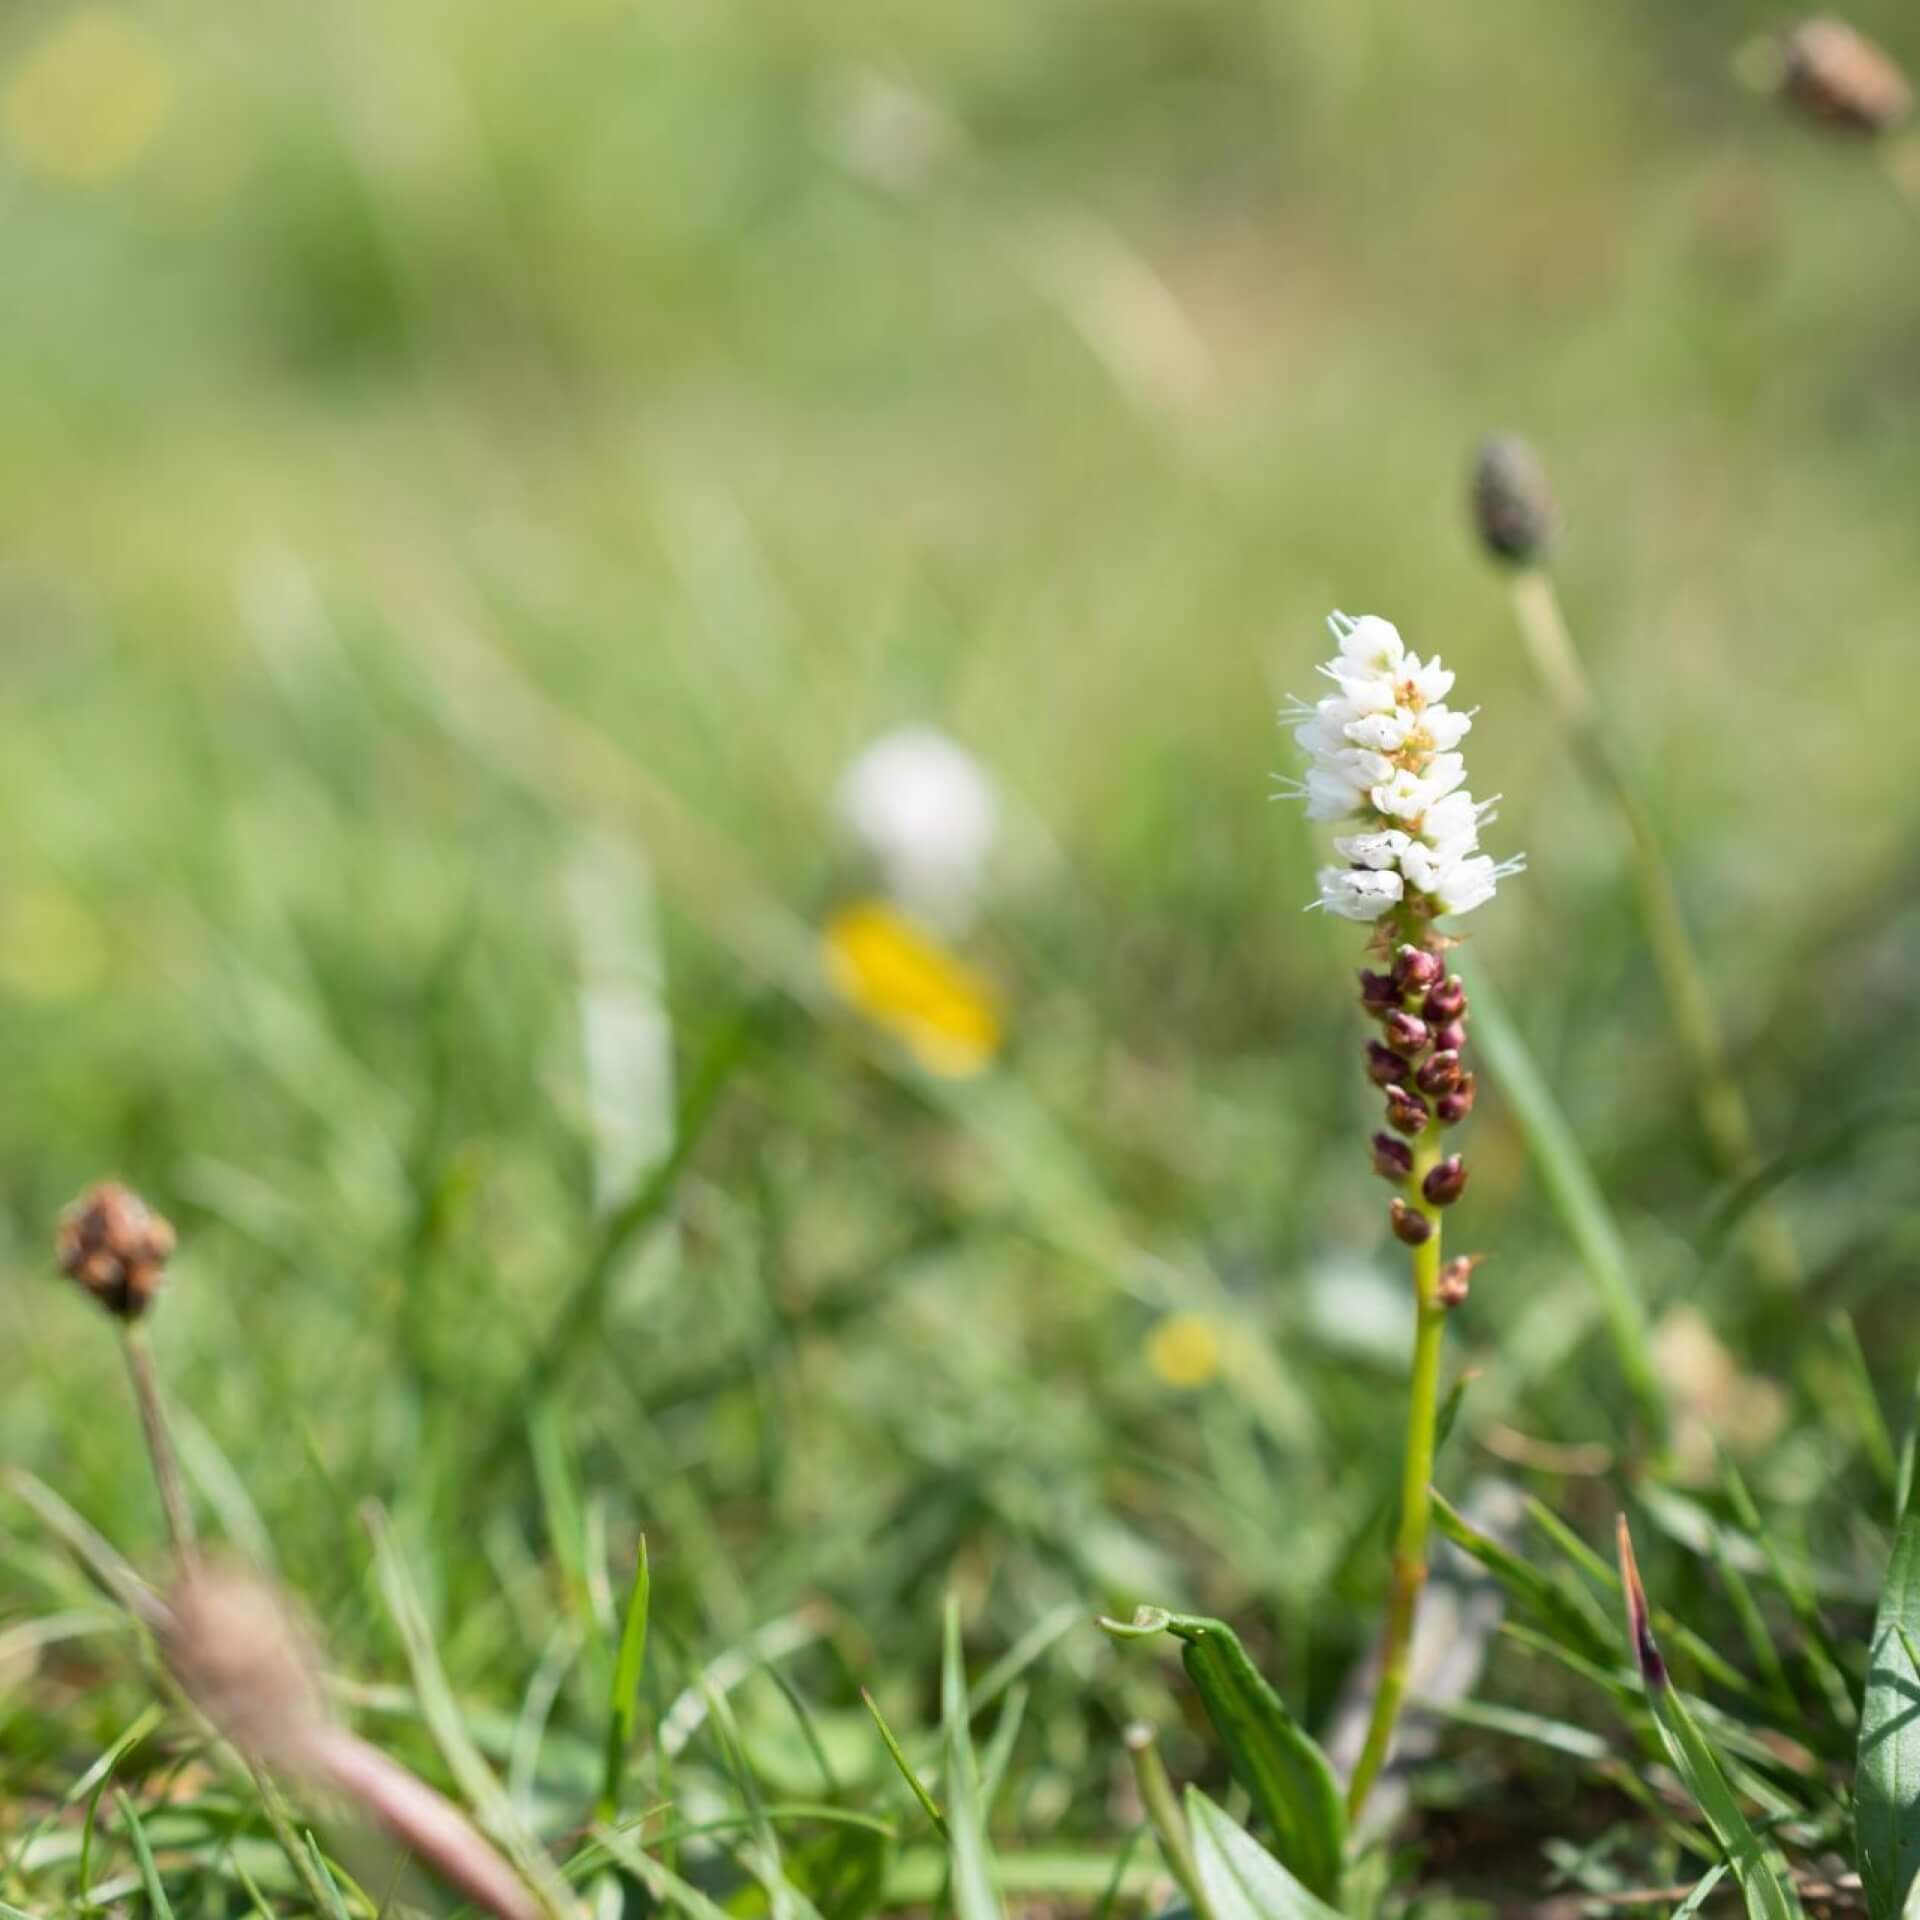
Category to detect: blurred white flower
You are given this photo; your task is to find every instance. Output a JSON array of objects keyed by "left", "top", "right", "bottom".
[
  {"left": 835, "top": 725, "right": 999, "bottom": 932},
  {"left": 1279, "top": 612, "right": 1523, "bottom": 924}
]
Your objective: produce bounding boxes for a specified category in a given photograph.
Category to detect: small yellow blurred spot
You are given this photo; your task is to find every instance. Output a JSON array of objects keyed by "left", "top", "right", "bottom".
[
  {"left": 1145, "top": 1313, "right": 1222, "bottom": 1390},
  {"left": 823, "top": 899, "right": 1002, "bottom": 1078},
  {"left": 6, "top": 7, "right": 175, "bottom": 187},
  {"left": 0, "top": 888, "right": 109, "bottom": 1000}
]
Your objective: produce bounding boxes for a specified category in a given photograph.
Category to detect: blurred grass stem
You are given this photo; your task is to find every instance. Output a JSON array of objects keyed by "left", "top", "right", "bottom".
[
  {"left": 1505, "top": 570, "right": 1799, "bottom": 1292},
  {"left": 121, "top": 1325, "right": 195, "bottom": 1560},
  {"left": 1346, "top": 1135, "right": 1447, "bottom": 1820}
]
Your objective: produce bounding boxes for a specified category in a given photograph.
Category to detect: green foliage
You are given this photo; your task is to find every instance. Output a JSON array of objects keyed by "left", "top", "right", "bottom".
[
  {"left": 1182, "top": 1790, "right": 1344, "bottom": 1920},
  {"left": 1858, "top": 1495, "right": 1920, "bottom": 1920},
  {"left": 1102, "top": 1609, "right": 1345, "bottom": 1904}
]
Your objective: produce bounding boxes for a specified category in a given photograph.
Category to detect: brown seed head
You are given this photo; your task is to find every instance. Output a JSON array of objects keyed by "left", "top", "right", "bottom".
[
  {"left": 160, "top": 1562, "right": 331, "bottom": 1771},
  {"left": 1365, "top": 1038, "right": 1406, "bottom": 1088},
  {"left": 1471, "top": 434, "right": 1557, "bottom": 566},
  {"left": 1780, "top": 17, "right": 1911, "bottom": 133},
  {"left": 1384, "top": 1084, "right": 1430, "bottom": 1136},
  {"left": 1429, "top": 1018, "right": 1468, "bottom": 1056},
  {"left": 1415, "top": 1048, "right": 1463, "bottom": 1097},
  {"left": 1435, "top": 1072, "right": 1477, "bottom": 1125},
  {"left": 1422, "top": 975, "right": 1467, "bottom": 1023},
  {"left": 55, "top": 1182, "right": 176, "bottom": 1321}
]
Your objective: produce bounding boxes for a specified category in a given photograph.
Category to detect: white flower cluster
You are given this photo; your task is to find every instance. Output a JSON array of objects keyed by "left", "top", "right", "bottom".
[{"left": 1281, "top": 612, "right": 1523, "bottom": 923}]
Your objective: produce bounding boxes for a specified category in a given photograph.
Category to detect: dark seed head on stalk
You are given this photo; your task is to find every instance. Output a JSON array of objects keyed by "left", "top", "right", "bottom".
[
  {"left": 1416, "top": 1048, "right": 1463, "bottom": 1096},
  {"left": 1429, "top": 1017, "right": 1468, "bottom": 1056},
  {"left": 1423, "top": 1155, "right": 1469, "bottom": 1207},
  {"left": 1471, "top": 434, "right": 1557, "bottom": 566},
  {"left": 1385, "top": 1084, "right": 1430, "bottom": 1136},
  {"left": 1371, "top": 1132, "right": 1414, "bottom": 1182},
  {"left": 55, "top": 1182, "right": 175, "bottom": 1321},
  {"left": 1779, "top": 17, "right": 1911, "bottom": 134},
  {"left": 1422, "top": 975, "right": 1467, "bottom": 1023},
  {"left": 1389, "top": 1198, "right": 1433, "bottom": 1247},
  {"left": 1616, "top": 1515, "right": 1669, "bottom": 1691}
]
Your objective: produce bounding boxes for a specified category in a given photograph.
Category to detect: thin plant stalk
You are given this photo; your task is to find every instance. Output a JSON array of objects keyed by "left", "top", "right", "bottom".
[
  {"left": 120, "top": 1325, "right": 196, "bottom": 1560},
  {"left": 1345, "top": 1132, "right": 1446, "bottom": 1821},
  {"left": 1123, "top": 1723, "right": 1211, "bottom": 1920},
  {"left": 1504, "top": 569, "right": 1800, "bottom": 1292}
]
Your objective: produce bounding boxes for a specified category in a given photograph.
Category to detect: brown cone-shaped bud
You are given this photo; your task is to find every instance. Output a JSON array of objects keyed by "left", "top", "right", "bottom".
[
  {"left": 55, "top": 1183, "right": 176, "bottom": 1321},
  {"left": 1780, "top": 17, "right": 1911, "bottom": 134},
  {"left": 1423, "top": 1154, "right": 1469, "bottom": 1207},
  {"left": 1390, "top": 1198, "right": 1433, "bottom": 1246},
  {"left": 1471, "top": 434, "right": 1557, "bottom": 566},
  {"left": 1422, "top": 975, "right": 1467, "bottom": 1023},
  {"left": 1365, "top": 1039, "right": 1405, "bottom": 1087},
  {"left": 1358, "top": 968, "right": 1400, "bottom": 1017},
  {"left": 1383, "top": 1009, "right": 1431, "bottom": 1056},
  {"left": 1436, "top": 1253, "right": 1484, "bottom": 1307},
  {"left": 1371, "top": 1132, "right": 1414, "bottom": 1182},
  {"left": 1436, "top": 1073, "right": 1478, "bottom": 1125},
  {"left": 1392, "top": 943, "right": 1444, "bottom": 994},
  {"left": 1429, "top": 1018, "right": 1467, "bottom": 1056},
  {"left": 1415, "top": 1048, "right": 1463, "bottom": 1096},
  {"left": 1385, "top": 1084, "right": 1430, "bottom": 1136}
]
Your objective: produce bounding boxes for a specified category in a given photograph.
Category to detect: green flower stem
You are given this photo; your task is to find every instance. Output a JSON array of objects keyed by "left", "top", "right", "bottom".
[
  {"left": 1346, "top": 1135, "right": 1446, "bottom": 1822},
  {"left": 1506, "top": 568, "right": 1800, "bottom": 1294}
]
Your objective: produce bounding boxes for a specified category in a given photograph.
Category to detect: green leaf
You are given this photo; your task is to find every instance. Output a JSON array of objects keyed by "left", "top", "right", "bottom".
[
  {"left": 598, "top": 1536, "right": 652, "bottom": 1823},
  {"left": 1182, "top": 1790, "right": 1344, "bottom": 1920},
  {"left": 1616, "top": 1519, "right": 1804, "bottom": 1920},
  {"left": 1101, "top": 1609, "right": 1344, "bottom": 1905},
  {"left": 1858, "top": 1492, "right": 1920, "bottom": 1918},
  {"left": 1670, "top": 1864, "right": 1730, "bottom": 1920},
  {"left": 942, "top": 1597, "right": 1005, "bottom": 1920}
]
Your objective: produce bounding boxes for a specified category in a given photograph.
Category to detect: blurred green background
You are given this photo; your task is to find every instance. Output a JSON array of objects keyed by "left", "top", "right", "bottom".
[{"left": 4, "top": 0, "right": 1920, "bottom": 1898}]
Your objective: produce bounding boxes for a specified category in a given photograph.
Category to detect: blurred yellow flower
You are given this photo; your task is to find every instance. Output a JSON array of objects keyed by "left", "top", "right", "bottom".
[
  {"left": 1145, "top": 1313, "right": 1222, "bottom": 1389},
  {"left": 5, "top": 7, "right": 175, "bottom": 187},
  {"left": 0, "top": 888, "right": 108, "bottom": 1001},
  {"left": 822, "top": 899, "right": 1002, "bottom": 1078}
]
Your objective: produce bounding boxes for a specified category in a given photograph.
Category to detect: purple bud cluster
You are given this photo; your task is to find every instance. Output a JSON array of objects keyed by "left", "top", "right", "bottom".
[{"left": 1361, "top": 944, "right": 1479, "bottom": 1244}]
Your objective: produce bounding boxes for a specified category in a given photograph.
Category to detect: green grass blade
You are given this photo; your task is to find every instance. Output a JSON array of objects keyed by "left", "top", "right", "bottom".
[
  {"left": 115, "top": 1791, "right": 175, "bottom": 1920},
  {"left": 1101, "top": 1607, "right": 1345, "bottom": 1904},
  {"left": 1182, "top": 1789, "right": 1344, "bottom": 1920},
  {"left": 597, "top": 1536, "right": 651, "bottom": 1823},
  {"left": 942, "top": 1597, "right": 1004, "bottom": 1920},
  {"left": 1432, "top": 1491, "right": 1616, "bottom": 1661},
  {"left": 861, "top": 1688, "right": 947, "bottom": 1840},
  {"left": 1857, "top": 1488, "right": 1920, "bottom": 1918},
  {"left": 1671, "top": 1863, "right": 1730, "bottom": 1920},
  {"left": 1464, "top": 967, "right": 1665, "bottom": 1431},
  {"left": 1616, "top": 1519, "right": 1804, "bottom": 1920}
]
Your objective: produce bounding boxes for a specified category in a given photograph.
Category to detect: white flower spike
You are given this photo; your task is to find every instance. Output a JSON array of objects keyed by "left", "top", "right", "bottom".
[{"left": 1280, "top": 612, "right": 1523, "bottom": 925}]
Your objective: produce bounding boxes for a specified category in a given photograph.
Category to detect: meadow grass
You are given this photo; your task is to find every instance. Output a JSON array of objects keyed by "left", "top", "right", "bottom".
[{"left": 5, "top": 0, "right": 1920, "bottom": 1913}]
